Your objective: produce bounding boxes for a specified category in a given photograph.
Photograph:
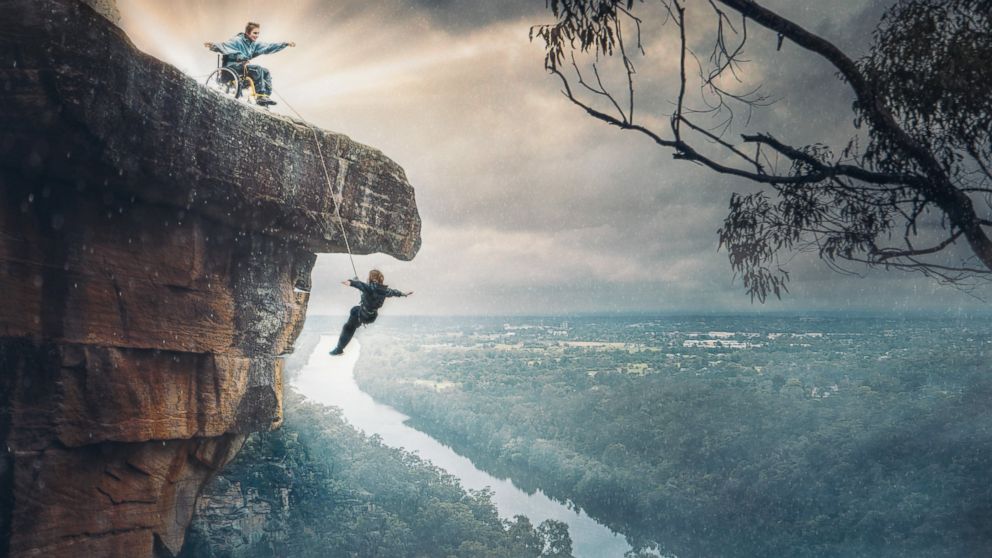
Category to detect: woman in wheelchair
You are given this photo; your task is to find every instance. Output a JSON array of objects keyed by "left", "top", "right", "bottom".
[{"left": 204, "top": 21, "right": 294, "bottom": 106}]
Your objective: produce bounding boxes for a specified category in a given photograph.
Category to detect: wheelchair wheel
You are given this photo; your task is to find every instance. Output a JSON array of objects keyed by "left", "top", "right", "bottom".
[{"left": 205, "top": 68, "right": 241, "bottom": 99}]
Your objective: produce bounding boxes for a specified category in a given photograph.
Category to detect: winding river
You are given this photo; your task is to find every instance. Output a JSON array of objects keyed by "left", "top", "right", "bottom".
[{"left": 291, "top": 336, "right": 633, "bottom": 558}]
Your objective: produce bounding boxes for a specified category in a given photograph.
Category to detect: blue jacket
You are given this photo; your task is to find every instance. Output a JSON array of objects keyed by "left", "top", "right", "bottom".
[{"left": 210, "top": 32, "right": 288, "bottom": 63}]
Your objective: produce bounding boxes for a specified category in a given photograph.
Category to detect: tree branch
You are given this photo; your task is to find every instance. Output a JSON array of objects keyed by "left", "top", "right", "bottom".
[
  {"left": 672, "top": 0, "right": 687, "bottom": 140},
  {"left": 741, "top": 133, "right": 920, "bottom": 186},
  {"left": 678, "top": 116, "right": 763, "bottom": 173},
  {"left": 715, "top": 0, "right": 992, "bottom": 271},
  {"left": 872, "top": 229, "right": 965, "bottom": 262}
]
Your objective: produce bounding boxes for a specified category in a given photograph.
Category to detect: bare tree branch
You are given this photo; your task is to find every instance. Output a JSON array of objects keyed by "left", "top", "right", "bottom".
[
  {"left": 740, "top": 134, "right": 921, "bottom": 186},
  {"left": 873, "top": 230, "right": 965, "bottom": 261},
  {"left": 677, "top": 116, "right": 763, "bottom": 173}
]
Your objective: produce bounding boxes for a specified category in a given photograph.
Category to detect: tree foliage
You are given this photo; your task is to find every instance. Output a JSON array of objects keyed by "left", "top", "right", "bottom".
[
  {"left": 182, "top": 390, "right": 574, "bottom": 558},
  {"left": 532, "top": 0, "right": 992, "bottom": 301}
]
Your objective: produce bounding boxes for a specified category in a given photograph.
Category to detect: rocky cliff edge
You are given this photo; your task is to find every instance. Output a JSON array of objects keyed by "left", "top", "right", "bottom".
[{"left": 0, "top": 0, "right": 421, "bottom": 556}]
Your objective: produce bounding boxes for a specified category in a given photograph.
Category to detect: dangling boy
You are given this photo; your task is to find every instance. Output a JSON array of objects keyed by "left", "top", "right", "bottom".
[{"left": 330, "top": 270, "right": 413, "bottom": 355}]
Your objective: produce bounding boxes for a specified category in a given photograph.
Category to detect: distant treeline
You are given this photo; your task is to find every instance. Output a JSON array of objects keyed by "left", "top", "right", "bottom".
[
  {"left": 183, "top": 389, "right": 574, "bottom": 558},
  {"left": 355, "top": 323, "right": 992, "bottom": 558}
]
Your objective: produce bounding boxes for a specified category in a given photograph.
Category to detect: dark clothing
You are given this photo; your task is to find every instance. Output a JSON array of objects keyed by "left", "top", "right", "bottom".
[
  {"left": 335, "top": 305, "right": 375, "bottom": 352},
  {"left": 350, "top": 280, "right": 407, "bottom": 318},
  {"left": 332, "top": 281, "right": 406, "bottom": 352}
]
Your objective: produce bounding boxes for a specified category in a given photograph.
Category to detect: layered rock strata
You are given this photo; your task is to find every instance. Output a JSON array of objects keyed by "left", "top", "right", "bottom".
[{"left": 0, "top": 1, "right": 421, "bottom": 556}]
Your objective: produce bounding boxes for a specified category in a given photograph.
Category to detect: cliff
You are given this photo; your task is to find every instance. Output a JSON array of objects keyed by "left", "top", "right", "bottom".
[{"left": 0, "top": 1, "right": 421, "bottom": 556}]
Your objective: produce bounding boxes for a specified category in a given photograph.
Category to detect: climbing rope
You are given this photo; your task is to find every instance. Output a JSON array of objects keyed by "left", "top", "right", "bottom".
[{"left": 273, "top": 90, "right": 361, "bottom": 280}]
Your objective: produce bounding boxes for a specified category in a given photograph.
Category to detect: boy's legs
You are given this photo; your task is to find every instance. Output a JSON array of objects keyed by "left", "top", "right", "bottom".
[
  {"left": 331, "top": 306, "right": 363, "bottom": 355},
  {"left": 246, "top": 65, "right": 275, "bottom": 104}
]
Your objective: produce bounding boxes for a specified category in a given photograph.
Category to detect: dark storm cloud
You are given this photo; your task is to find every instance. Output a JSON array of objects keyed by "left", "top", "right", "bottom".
[{"left": 405, "top": 0, "right": 545, "bottom": 30}]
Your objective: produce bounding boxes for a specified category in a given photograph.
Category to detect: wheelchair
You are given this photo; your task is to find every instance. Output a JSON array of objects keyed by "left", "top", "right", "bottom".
[{"left": 204, "top": 55, "right": 262, "bottom": 106}]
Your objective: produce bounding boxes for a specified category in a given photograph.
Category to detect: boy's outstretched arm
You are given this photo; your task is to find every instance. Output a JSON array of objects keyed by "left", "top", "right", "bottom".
[
  {"left": 205, "top": 37, "right": 244, "bottom": 58},
  {"left": 255, "top": 41, "right": 295, "bottom": 55},
  {"left": 343, "top": 279, "right": 372, "bottom": 293}
]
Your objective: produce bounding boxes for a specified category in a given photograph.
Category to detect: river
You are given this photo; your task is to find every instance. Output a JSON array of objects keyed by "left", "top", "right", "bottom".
[{"left": 291, "top": 335, "right": 633, "bottom": 558}]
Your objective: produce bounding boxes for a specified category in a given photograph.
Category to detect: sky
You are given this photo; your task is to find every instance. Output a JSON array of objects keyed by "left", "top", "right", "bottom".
[{"left": 117, "top": 0, "right": 990, "bottom": 316}]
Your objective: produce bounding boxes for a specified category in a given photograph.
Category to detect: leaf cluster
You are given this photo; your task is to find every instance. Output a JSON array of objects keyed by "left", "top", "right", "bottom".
[
  {"left": 859, "top": 0, "right": 992, "bottom": 178},
  {"left": 530, "top": 0, "right": 637, "bottom": 70}
]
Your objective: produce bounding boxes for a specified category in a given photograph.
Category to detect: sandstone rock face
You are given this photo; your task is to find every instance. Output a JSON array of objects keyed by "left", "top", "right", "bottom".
[
  {"left": 0, "top": 1, "right": 421, "bottom": 556},
  {"left": 181, "top": 475, "right": 293, "bottom": 558}
]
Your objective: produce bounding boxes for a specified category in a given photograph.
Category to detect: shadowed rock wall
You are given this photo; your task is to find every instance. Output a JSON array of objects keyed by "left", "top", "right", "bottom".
[{"left": 0, "top": 1, "right": 421, "bottom": 556}]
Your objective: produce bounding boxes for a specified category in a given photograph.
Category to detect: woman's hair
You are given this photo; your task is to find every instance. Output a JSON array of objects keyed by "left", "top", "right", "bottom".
[
  {"left": 245, "top": 22, "right": 260, "bottom": 34},
  {"left": 368, "top": 269, "right": 385, "bottom": 284}
]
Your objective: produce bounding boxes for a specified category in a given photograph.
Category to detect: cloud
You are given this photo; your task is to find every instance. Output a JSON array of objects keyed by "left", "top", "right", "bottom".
[
  {"left": 404, "top": 0, "right": 546, "bottom": 31},
  {"left": 118, "top": 0, "right": 990, "bottom": 315}
]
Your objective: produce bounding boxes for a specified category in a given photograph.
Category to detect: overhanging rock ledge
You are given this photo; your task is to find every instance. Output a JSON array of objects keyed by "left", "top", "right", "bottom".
[{"left": 0, "top": 1, "right": 421, "bottom": 556}]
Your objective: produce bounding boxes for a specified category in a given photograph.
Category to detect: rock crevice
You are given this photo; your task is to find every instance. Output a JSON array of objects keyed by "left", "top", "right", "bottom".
[{"left": 0, "top": 1, "right": 421, "bottom": 556}]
